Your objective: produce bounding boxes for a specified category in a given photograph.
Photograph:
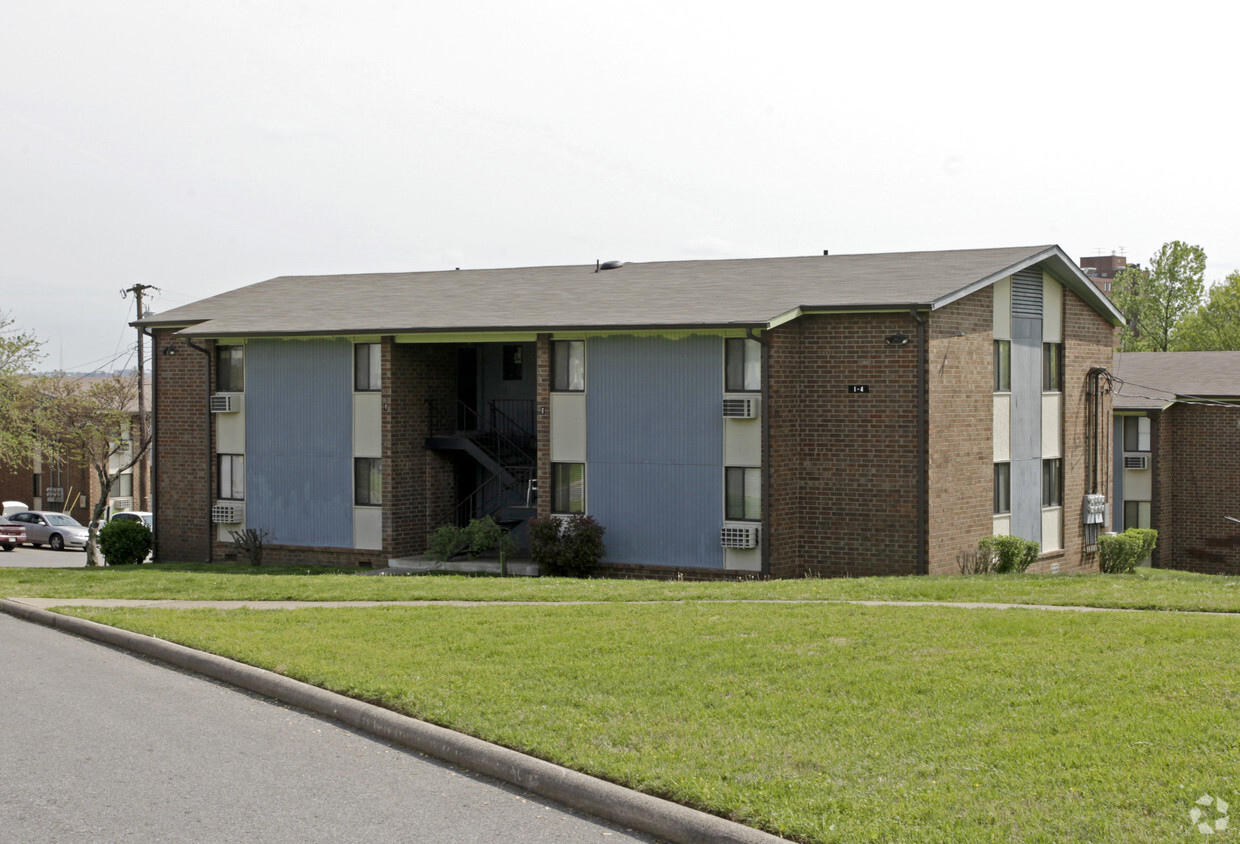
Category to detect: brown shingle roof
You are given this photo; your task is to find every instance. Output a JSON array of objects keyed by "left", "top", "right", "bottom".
[
  {"left": 137, "top": 245, "right": 1122, "bottom": 337},
  {"left": 1112, "top": 352, "right": 1240, "bottom": 409}
]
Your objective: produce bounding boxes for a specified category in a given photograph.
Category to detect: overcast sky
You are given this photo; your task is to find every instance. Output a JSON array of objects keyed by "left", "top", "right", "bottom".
[{"left": 3, "top": 0, "right": 1237, "bottom": 370}]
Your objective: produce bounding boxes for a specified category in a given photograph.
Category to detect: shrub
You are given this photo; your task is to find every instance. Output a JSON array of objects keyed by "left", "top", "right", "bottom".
[
  {"left": 1099, "top": 528, "right": 1158, "bottom": 574},
  {"left": 427, "top": 525, "right": 469, "bottom": 563},
  {"left": 229, "top": 528, "right": 271, "bottom": 566},
  {"left": 98, "top": 519, "right": 152, "bottom": 566},
  {"left": 530, "top": 515, "right": 606, "bottom": 577},
  {"left": 977, "top": 535, "right": 1040, "bottom": 574},
  {"left": 465, "top": 516, "right": 504, "bottom": 559}
]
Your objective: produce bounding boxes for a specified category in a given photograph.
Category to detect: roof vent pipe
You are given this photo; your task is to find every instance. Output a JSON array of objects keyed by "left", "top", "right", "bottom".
[{"left": 823, "top": 250, "right": 829, "bottom": 256}]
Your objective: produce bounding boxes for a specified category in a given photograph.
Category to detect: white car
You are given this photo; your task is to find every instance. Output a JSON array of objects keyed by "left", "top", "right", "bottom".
[
  {"left": 110, "top": 510, "right": 153, "bottom": 529},
  {"left": 8, "top": 511, "right": 90, "bottom": 551}
]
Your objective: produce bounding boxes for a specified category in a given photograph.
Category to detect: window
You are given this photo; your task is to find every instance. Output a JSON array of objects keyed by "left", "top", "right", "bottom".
[
  {"left": 1123, "top": 416, "right": 1151, "bottom": 452},
  {"left": 502, "top": 345, "right": 523, "bottom": 381},
  {"left": 993, "top": 463, "right": 1011, "bottom": 515},
  {"left": 216, "top": 345, "right": 244, "bottom": 392},
  {"left": 354, "top": 343, "right": 381, "bottom": 391},
  {"left": 218, "top": 454, "right": 244, "bottom": 500},
  {"left": 993, "top": 340, "right": 1011, "bottom": 392},
  {"left": 1124, "top": 500, "right": 1151, "bottom": 530},
  {"left": 551, "top": 462, "right": 585, "bottom": 513},
  {"left": 1041, "top": 458, "right": 1062, "bottom": 507},
  {"left": 32, "top": 473, "right": 40, "bottom": 498},
  {"left": 113, "top": 473, "right": 134, "bottom": 498},
  {"left": 552, "top": 341, "right": 585, "bottom": 392},
  {"left": 725, "top": 338, "right": 761, "bottom": 392},
  {"left": 354, "top": 458, "right": 382, "bottom": 506},
  {"left": 1042, "top": 342, "right": 1063, "bottom": 391},
  {"left": 725, "top": 467, "right": 761, "bottom": 521}
]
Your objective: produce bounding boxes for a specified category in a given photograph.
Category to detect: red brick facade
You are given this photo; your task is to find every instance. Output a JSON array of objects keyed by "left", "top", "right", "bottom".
[
  {"left": 1154, "top": 405, "right": 1240, "bottom": 574},
  {"left": 152, "top": 329, "right": 212, "bottom": 562},
  {"left": 926, "top": 290, "right": 995, "bottom": 574},
  {"left": 766, "top": 312, "right": 924, "bottom": 578}
]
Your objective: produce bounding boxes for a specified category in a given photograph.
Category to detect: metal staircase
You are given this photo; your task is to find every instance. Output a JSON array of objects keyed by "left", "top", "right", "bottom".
[{"left": 426, "top": 399, "right": 537, "bottom": 528}]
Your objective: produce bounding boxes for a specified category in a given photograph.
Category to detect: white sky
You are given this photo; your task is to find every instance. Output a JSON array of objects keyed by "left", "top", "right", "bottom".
[{"left": 3, "top": 0, "right": 1237, "bottom": 370}]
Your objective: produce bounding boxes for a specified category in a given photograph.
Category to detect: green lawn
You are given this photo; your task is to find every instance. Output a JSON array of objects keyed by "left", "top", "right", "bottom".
[
  {"left": 59, "top": 600, "right": 1240, "bottom": 842},
  {"left": 5, "top": 562, "right": 1240, "bottom": 612}
]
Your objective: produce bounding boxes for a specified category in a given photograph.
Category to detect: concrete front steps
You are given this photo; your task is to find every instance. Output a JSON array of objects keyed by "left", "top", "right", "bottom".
[{"left": 385, "top": 555, "right": 539, "bottom": 577}]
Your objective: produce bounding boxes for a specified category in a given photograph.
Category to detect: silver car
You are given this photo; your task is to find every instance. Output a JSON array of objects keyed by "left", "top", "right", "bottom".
[{"left": 9, "top": 511, "right": 90, "bottom": 551}]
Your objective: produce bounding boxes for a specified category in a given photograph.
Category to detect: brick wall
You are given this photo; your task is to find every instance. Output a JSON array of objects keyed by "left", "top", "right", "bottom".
[
  {"left": 926, "top": 289, "right": 994, "bottom": 574},
  {"left": 1155, "top": 404, "right": 1240, "bottom": 574},
  {"left": 1058, "top": 289, "right": 1114, "bottom": 573},
  {"left": 383, "top": 340, "right": 456, "bottom": 559},
  {"left": 152, "top": 329, "right": 211, "bottom": 562},
  {"left": 766, "top": 312, "right": 923, "bottom": 578}
]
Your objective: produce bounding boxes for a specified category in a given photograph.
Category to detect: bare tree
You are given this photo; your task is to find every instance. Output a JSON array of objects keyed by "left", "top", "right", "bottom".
[{"left": 34, "top": 375, "right": 150, "bottom": 566}]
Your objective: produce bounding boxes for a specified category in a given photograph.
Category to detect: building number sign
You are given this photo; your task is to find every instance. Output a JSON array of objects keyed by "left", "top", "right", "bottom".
[{"left": 847, "top": 385, "right": 870, "bottom": 394}]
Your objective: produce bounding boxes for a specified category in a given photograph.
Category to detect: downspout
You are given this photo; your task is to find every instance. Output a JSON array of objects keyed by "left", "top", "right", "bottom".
[
  {"left": 910, "top": 310, "right": 928, "bottom": 576},
  {"left": 187, "top": 338, "right": 214, "bottom": 563},
  {"left": 747, "top": 327, "right": 771, "bottom": 578}
]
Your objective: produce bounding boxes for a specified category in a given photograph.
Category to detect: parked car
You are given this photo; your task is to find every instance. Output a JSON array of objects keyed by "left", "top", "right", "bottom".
[
  {"left": 0, "top": 517, "right": 26, "bottom": 551},
  {"left": 3, "top": 501, "right": 28, "bottom": 517},
  {"left": 8, "top": 511, "right": 90, "bottom": 551},
  {"left": 110, "top": 510, "right": 153, "bottom": 529}
]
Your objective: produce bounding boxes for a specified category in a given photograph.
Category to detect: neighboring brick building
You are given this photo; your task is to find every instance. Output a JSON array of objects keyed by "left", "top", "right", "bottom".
[
  {"left": 1112, "top": 352, "right": 1240, "bottom": 574},
  {"left": 138, "top": 245, "right": 1121, "bottom": 577},
  {"left": 0, "top": 378, "right": 150, "bottom": 525},
  {"left": 1078, "top": 253, "right": 1135, "bottom": 298}
]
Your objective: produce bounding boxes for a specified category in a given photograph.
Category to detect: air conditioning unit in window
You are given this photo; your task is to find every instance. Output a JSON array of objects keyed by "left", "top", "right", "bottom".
[
  {"left": 109, "top": 497, "right": 133, "bottom": 512},
  {"left": 209, "top": 394, "right": 240, "bottom": 413},
  {"left": 720, "top": 523, "right": 759, "bottom": 549},
  {"left": 722, "top": 395, "right": 760, "bottom": 419},
  {"left": 211, "top": 502, "right": 244, "bottom": 524},
  {"left": 1123, "top": 454, "right": 1149, "bottom": 470}
]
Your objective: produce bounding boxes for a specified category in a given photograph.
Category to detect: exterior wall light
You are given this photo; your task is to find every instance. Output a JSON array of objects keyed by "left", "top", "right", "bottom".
[{"left": 885, "top": 333, "right": 910, "bottom": 346}]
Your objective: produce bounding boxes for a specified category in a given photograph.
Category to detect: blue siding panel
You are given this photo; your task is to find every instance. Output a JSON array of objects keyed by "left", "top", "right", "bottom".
[
  {"left": 586, "top": 335, "right": 724, "bottom": 568},
  {"left": 246, "top": 339, "right": 354, "bottom": 548}
]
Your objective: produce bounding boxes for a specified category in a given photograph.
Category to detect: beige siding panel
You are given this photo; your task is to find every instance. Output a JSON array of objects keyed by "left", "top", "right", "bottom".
[
  {"left": 1043, "top": 274, "right": 1063, "bottom": 343},
  {"left": 724, "top": 546, "right": 761, "bottom": 571},
  {"left": 353, "top": 393, "right": 382, "bottom": 458},
  {"left": 353, "top": 506, "right": 382, "bottom": 550},
  {"left": 993, "top": 276, "right": 1012, "bottom": 340},
  {"left": 723, "top": 417, "right": 762, "bottom": 466},
  {"left": 1124, "top": 467, "right": 1152, "bottom": 500},
  {"left": 993, "top": 514, "right": 1011, "bottom": 535},
  {"left": 993, "top": 394, "right": 1010, "bottom": 462},
  {"left": 216, "top": 397, "right": 245, "bottom": 454},
  {"left": 1041, "top": 392, "right": 1062, "bottom": 458},
  {"left": 1041, "top": 506, "right": 1062, "bottom": 552},
  {"left": 550, "top": 393, "right": 587, "bottom": 463}
]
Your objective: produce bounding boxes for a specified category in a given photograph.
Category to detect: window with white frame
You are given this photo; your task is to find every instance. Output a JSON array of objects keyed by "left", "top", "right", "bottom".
[
  {"left": 1041, "top": 458, "right": 1062, "bottom": 507},
  {"left": 552, "top": 341, "right": 584, "bottom": 392},
  {"left": 993, "top": 462, "right": 1011, "bottom": 515},
  {"left": 993, "top": 341, "right": 1011, "bottom": 392},
  {"left": 1123, "top": 416, "right": 1151, "bottom": 452},
  {"left": 354, "top": 458, "right": 382, "bottom": 506},
  {"left": 725, "top": 467, "right": 761, "bottom": 521},
  {"left": 1124, "top": 500, "right": 1151, "bottom": 530},
  {"left": 216, "top": 345, "right": 244, "bottom": 392},
  {"left": 1042, "top": 342, "right": 1063, "bottom": 392},
  {"left": 112, "top": 473, "right": 133, "bottom": 499},
  {"left": 354, "top": 343, "right": 381, "bottom": 392},
  {"left": 218, "top": 454, "right": 244, "bottom": 500},
  {"left": 724, "top": 338, "right": 761, "bottom": 392},
  {"left": 551, "top": 462, "right": 585, "bottom": 513}
]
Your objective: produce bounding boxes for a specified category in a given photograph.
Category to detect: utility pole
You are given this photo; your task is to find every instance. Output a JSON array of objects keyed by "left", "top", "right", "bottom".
[{"left": 121, "top": 284, "right": 158, "bottom": 510}]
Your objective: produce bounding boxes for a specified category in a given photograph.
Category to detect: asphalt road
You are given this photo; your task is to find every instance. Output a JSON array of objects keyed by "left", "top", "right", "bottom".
[
  {"left": 0, "top": 545, "right": 88, "bottom": 567},
  {"left": 0, "top": 614, "right": 657, "bottom": 843}
]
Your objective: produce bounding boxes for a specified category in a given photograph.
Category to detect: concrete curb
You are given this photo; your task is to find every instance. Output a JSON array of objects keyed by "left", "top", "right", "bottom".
[{"left": 0, "top": 599, "right": 787, "bottom": 844}]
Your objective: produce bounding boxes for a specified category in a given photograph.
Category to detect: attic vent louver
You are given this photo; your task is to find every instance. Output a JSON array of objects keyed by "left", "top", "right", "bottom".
[{"left": 1012, "top": 267, "right": 1043, "bottom": 318}]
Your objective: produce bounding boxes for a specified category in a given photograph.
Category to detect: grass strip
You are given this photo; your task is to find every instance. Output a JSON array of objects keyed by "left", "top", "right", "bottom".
[
  {"left": 62, "top": 601, "right": 1240, "bottom": 843},
  {"left": 6, "top": 564, "right": 1240, "bottom": 613}
]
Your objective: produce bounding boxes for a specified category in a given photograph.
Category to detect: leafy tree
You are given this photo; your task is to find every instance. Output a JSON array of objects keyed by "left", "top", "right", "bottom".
[
  {"left": 33, "top": 374, "right": 150, "bottom": 566},
  {"left": 0, "top": 313, "right": 43, "bottom": 465},
  {"left": 1172, "top": 270, "right": 1240, "bottom": 351},
  {"left": 1112, "top": 241, "right": 1207, "bottom": 352}
]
